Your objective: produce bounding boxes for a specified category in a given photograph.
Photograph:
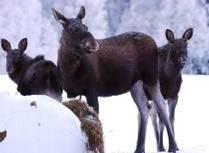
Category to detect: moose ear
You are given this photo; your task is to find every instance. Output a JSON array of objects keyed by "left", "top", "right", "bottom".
[
  {"left": 52, "top": 8, "right": 68, "bottom": 27},
  {"left": 76, "top": 6, "right": 85, "bottom": 20},
  {"left": 18, "top": 38, "right": 27, "bottom": 53},
  {"left": 183, "top": 28, "right": 193, "bottom": 40},
  {"left": 1, "top": 39, "right": 11, "bottom": 52},
  {"left": 165, "top": 29, "right": 175, "bottom": 43}
]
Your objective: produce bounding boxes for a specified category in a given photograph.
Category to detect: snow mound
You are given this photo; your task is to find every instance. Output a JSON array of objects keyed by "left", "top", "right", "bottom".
[{"left": 0, "top": 93, "right": 87, "bottom": 153}]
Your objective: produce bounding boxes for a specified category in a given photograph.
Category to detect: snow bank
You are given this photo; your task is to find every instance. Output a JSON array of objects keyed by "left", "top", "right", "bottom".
[{"left": 0, "top": 93, "right": 87, "bottom": 153}]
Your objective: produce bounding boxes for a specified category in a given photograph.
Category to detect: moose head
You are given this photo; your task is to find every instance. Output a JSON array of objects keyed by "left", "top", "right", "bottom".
[
  {"left": 1, "top": 38, "right": 28, "bottom": 74},
  {"left": 165, "top": 28, "right": 193, "bottom": 69},
  {"left": 52, "top": 6, "right": 99, "bottom": 56}
]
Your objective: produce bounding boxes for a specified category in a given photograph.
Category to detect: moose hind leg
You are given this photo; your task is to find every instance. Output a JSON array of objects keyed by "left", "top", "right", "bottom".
[
  {"left": 150, "top": 102, "right": 166, "bottom": 152},
  {"left": 130, "top": 81, "right": 149, "bottom": 153},
  {"left": 158, "top": 111, "right": 166, "bottom": 152},
  {"left": 146, "top": 81, "right": 177, "bottom": 153}
]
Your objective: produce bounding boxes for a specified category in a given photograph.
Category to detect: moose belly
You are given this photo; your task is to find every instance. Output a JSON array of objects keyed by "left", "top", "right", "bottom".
[
  {"left": 97, "top": 86, "right": 131, "bottom": 97},
  {"left": 96, "top": 73, "right": 139, "bottom": 97},
  {"left": 61, "top": 72, "right": 138, "bottom": 98},
  {"left": 61, "top": 78, "right": 85, "bottom": 97}
]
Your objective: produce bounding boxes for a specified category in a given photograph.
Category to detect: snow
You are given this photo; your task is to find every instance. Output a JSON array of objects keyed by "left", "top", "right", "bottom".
[
  {"left": 0, "top": 82, "right": 87, "bottom": 153},
  {"left": 1, "top": 74, "right": 209, "bottom": 153},
  {"left": 99, "top": 75, "right": 209, "bottom": 153}
]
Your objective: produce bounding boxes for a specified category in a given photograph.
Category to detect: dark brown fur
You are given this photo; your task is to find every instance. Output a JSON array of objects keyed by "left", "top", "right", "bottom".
[
  {"left": 58, "top": 32, "right": 158, "bottom": 99},
  {"left": 1, "top": 38, "right": 62, "bottom": 101},
  {"left": 53, "top": 6, "right": 178, "bottom": 153}
]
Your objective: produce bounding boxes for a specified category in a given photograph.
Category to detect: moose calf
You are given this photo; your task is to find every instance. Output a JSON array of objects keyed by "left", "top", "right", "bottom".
[
  {"left": 1, "top": 38, "right": 62, "bottom": 101},
  {"left": 145, "top": 28, "right": 193, "bottom": 152}
]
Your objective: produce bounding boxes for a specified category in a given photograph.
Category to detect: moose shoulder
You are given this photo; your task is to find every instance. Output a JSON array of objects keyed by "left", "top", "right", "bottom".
[
  {"left": 53, "top": 6, "right": 178, "bottom": 153},
  {"left": 1, "top": 38, "right": 62, "bottom": 101}
]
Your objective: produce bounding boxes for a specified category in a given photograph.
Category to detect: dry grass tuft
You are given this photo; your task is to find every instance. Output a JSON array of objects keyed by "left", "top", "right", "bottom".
[{"left": 63, "top": 100, "right": 104, "bottom": 153}]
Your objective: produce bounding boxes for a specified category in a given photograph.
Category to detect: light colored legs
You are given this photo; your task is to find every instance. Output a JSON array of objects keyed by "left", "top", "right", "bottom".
[
  {"left": 150, "top": 95, "right": 178, "bottom": 152},
  {"left": 146, "top": 81, "right": 177, "bottom": 153},
  {"left": 150, "top": 102, "right": 166, "bottom": 151},
  {"left": 131, "top": 81, "right": 177, "bottom": 153},
  {"left": 130, "top": 81, "right": 149, "bottom": 153}
]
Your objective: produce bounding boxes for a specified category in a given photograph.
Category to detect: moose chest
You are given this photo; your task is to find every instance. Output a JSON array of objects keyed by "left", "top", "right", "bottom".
[
  {"left": 58, "top": 53, "right": 97, "bottom": 97},
  {"left": 159, "top": 73, "right": 182, "bottom": 99}
]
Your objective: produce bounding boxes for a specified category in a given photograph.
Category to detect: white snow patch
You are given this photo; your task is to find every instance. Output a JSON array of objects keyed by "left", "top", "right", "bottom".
[
  {"left": 0, "top": 93, "right": 87, "bottom": 153},
  {"left": 1, "top": 74, "right": 209, "bottom": 153},
  {"left": 99, "top": 75, "right": 209, "bottom": 153}
]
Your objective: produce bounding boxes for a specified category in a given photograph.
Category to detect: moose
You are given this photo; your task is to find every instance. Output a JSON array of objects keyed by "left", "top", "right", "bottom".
[
  {"left": 1, "top": 38, "right": 62, "bottom": 101},
  {"left": 52, "top": 6, "right": 177, "bottom": 153},
  {"left": 145, "top": 28, "right": 193, "bottom": 152}
]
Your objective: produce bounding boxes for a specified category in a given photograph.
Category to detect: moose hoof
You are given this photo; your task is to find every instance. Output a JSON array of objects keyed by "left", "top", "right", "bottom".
[
  {"left": 157, "top": 146, "right": 166, "bottom": 152},
  {"left": 134, "top": 148, "right": 145, "bottom": 153},
  {"left": 168, "top": 147, "right": 179, "bottom": 152},
  {"left": 168, "top": 147, "right": 178, "bottom": 153},
  {"left": 134, "top": 151, "right": 145, "bottom": 153}
]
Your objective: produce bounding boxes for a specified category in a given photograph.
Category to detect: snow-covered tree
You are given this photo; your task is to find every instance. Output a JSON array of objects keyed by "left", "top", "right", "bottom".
[
  {"left": 0, "top": 0, "right": 107, "bottom": 73},
  {"left": 105, "top": 0, "right": 130, "bottom": 36},
  {"left": 117, "top": 0, "right": 209, "bottom": 74},
  {"left": 0, "top": 0, "right": 58, "bottom": 73}
]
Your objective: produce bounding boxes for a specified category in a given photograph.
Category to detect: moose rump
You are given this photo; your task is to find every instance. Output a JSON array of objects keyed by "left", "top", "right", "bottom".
[{"left": 18, "top": 59, "right": 61, "bottom": 100}]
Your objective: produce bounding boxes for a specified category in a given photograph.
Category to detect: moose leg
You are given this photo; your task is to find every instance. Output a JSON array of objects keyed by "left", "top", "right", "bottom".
[
  {"left": 146, "top": 81, "right": 177, "bottom": 153},
  {"left": 150, "top": 102, "right": 166, "bottom": 152},
  {"left": 130, "top": 81, "right": 149, "bottom": 153},
  {"left": 158, "top": 110, "right": 166, "bottom": 151},
  {"left": 168, "top": 97, "right": 179, "bottom": 151},
  {"left": 86, "top": 91, "right": 99, "bottom": 113}
]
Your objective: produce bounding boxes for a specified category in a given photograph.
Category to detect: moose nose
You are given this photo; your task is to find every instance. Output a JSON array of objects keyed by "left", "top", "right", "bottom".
[
  {"left": 83, "top": 39, "right": 99, "bottom": 52},
  {"left": 180, "top": 57, "right": 187, "bottom": 65}
]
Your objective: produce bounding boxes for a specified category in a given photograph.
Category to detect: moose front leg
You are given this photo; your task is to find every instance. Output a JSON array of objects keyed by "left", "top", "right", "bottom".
[
  {"left": 168, "top": 96, "right": 179, "bottom": 151},
  {"left": 86, "top": 91, "right": 99, "bottom": 113}
]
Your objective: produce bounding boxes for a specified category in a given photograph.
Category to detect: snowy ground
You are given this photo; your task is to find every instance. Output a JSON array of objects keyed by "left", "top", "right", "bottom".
[
  {"left": 100, "top": 75, "right": 209, "bottom": 153},
  {"left": 1, "top": 75, "right": 209, "bottom": 153}
]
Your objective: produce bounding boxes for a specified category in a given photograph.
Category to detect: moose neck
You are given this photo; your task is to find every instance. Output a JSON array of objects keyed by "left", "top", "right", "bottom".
[
  {"left": 161, "top": 45, "right": 181, "bottom": 79},
  {"left": 9, "top": 54, "right": 33, "bottom": 84},
  {"left": 59, "top": 31, "right": 83, "bottom": 77}
]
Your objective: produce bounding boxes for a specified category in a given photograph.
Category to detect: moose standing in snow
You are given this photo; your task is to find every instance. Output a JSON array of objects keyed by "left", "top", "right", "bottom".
[
  {"left": 144, "top": 28, "right": 193, "bottom": 152},
  {"left": 1, "top": 38, "right": 62, "bottom": 101},
  {"left": 52, "top": 6, "right": 178, "bottom": 153}
]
